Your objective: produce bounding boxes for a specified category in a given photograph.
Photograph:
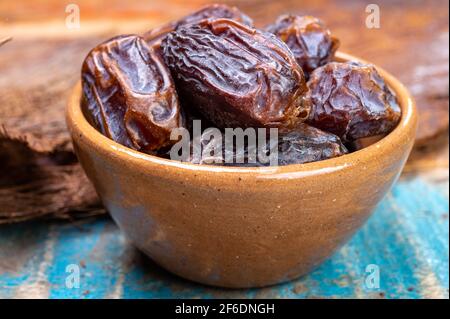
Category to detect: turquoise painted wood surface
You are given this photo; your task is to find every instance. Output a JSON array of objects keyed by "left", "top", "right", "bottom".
[{"left": 0, "top": 173, "right": 448, "bottom": 299}]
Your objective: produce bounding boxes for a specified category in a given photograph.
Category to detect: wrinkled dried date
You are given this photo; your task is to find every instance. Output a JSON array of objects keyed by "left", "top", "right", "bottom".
[
  {"left": 81, "top": 35, "right": 183, "bottom": 152},
  {"left": 306, "top": 61, "right": 401, "bottom": 141},
  {"left": 80, "top": 6, "right": 402, "bottom": 166},
  {"left": 186, "top": 124, "right": 347, "bottom": 166},
  {"left": 143, "top": 4, "right": 253, "bottom": 52},
  {"left": 143, "top": 23, "right": 175, "bottom": 54},
  {"left": 162, "top": 18, "right": 310, "bottom": 129},
  {"left": 277, "top": 124, "right": 348, "bottom": 165},
  {"left": 266, "top": 15, "right": 339, "bottom": 76}
]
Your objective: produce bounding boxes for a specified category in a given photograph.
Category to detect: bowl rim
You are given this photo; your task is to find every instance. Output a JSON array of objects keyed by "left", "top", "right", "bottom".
[{"left": 67, "top": 52, "right": 417, "bottom": 178}]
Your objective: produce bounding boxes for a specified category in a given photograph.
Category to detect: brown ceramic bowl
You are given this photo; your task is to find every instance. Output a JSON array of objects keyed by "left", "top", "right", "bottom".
[{"left": 66, "top": 52, "right": 417, "bottom": 288}]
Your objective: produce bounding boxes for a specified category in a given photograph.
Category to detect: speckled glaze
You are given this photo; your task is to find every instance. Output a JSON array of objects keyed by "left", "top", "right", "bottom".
[{"left": 66, "top": 53, "right": 417, "bottom": 288}]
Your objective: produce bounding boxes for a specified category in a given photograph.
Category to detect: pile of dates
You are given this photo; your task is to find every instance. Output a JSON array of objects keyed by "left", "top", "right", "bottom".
[{"left": 81, "top": 4, "right": 401, "bottom": 166}]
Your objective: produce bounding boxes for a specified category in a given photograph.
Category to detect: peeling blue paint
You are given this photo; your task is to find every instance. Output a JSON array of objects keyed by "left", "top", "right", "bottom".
[{"left": 0, "top": 176, "right": 448, "bottom": 299}]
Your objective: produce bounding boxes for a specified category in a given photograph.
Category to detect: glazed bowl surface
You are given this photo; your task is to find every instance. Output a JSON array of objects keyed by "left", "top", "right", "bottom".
[{"left": 66, "top": 52, "right": 417, "bottom": 288}]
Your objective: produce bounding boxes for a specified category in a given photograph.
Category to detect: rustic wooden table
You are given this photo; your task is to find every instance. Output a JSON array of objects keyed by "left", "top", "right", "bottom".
[
  {"left": 0, "top": 0, "right": 448, "bottom": 298},
  {"left": 0, "top": 174, "right": 448, "bottom": 299}
]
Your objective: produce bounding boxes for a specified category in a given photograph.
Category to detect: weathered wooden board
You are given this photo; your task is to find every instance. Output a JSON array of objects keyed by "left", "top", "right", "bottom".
[{"left": 0, "top": 174, "right": 448, "bottom": 299}]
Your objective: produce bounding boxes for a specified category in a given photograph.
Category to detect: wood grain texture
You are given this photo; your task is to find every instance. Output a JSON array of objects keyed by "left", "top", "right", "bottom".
[
  {"left": 0, "top": 37, "right": 106, "bottom": 223},
  {"left": 0, "top": 129, "right": 103, "bottom": 223}
]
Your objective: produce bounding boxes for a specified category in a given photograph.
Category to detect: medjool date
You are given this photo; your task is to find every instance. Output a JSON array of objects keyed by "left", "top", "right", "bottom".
[
  {"left": 81, "top": 35, "right": 183, "bottom": 152},
  {"left": 266, "top": 15, "right": 339, "bottom": 76},
  {"left": 277, "top": 124, "right": 348, "bottom": 165},
  {"left": 306, "top": 61, "right": 401, "bottom": 141},
  {"left": 162, "top": 18, "right": 310, "bottom": 129},
  {"left": 185, "top": 124, "right": 347, "bottom": 166},
  {"left": 143, "top": 4, "right": 253, "bottom": 51},
  {"left": 143, "top": 23, "right": 175, "bottom": 54}
]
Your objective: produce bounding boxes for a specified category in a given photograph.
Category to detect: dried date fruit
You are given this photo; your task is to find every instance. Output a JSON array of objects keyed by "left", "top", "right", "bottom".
[
  {"left": 162, "top": 19, "right": 310, "bottom": 129},
  {"left": 143, "top": 4, "right": 253, "bottom": 51},
  {"left": 143, "top": 23, "right": 175, "bottom": 54},
  {"left": 277, "top": 124, "right": 348, "bottom": 165},
  {"left": 81, "top": 35, "right": 183, "bottom": 152},
  {"left": 184, "top": 124, "right": 346, "bottom": 166},
  {"left": 266, "top": 15, "right": 339, "bottom": 76},
  {"left": 306, "top": 61, "right": 401, "bottom": 141}
]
